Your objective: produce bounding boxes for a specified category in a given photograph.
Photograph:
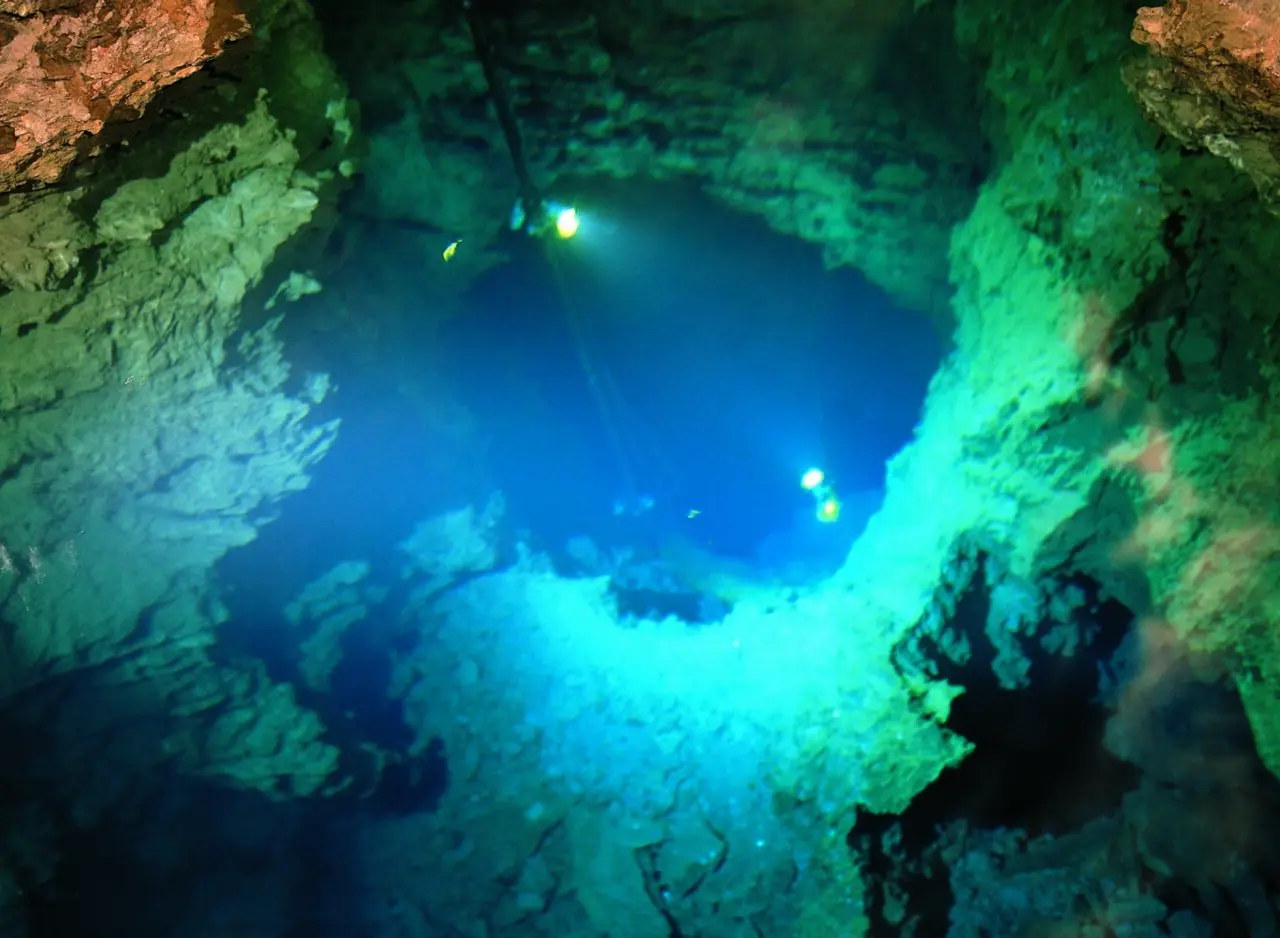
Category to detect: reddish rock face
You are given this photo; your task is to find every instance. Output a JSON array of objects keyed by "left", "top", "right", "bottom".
[
  {"left": 1128, "top": 0, "right": 1280, "bottom": 211},
  {"left": 1132, "top": 0, "right": 1280, "bottom": 121},
  {"left": 0, "top": 0, "right": 248, "bottom": 193}
]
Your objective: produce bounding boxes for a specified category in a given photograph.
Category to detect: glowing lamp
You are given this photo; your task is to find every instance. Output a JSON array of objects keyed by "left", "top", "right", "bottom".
[
  {"left": 816, "top": 496, "right": 842, "bottom": 524},
  {"left": 800, "top": 468, "right": 825, "bottom": 491},
  {"left": 555, "top": 207, "right": 580, "bottom": 239}
]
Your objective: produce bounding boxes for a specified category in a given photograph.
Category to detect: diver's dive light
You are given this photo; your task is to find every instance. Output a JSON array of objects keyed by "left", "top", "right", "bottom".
[
  {"left": 801, "top": 468, "right": 825, "bottom": 492},
  {"left": 554, "top": 206, "right": 580, "bottom": 239},
  {"left": 462, "top": 0, "right": 584, "bottom": 247},
  {"left": 514, "top": 199, "right": 582, "bottom": 240},
  {"left": 801, "top": 467, "right": 842, "bottom": 523}
]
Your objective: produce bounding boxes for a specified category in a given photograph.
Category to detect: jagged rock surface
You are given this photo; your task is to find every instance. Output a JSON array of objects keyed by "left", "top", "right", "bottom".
[
  {"left": 0, "top": 0, "right": 359, "bottom": 930},
  {"left": 1126, "top": 0, "right": 1280, "bottom": 213},
  {"left": 327, "top": 0, "right": 987, "bottom": 317},
  {"left": 0, "top": 0, "right": 248, "bottom": 194},
  {"left": 842, "top": 0, "right": 1280, "bottom": 784},
  {"left": 0, "top": 97, "right": 346, "bottom": 926}
]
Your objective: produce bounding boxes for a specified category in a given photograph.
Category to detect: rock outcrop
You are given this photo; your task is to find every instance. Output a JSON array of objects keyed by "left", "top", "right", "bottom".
[
  {"left": 0, "top": 0, "right": 248, "bottom": 194},
  {"left": 0, "top": 0, "right": 357, "bottom": 930},
  {"left": 332, "top": 0, "right": 987, "bottom": 317},
  {"left": 1127, "top": 0, "right": 1280, "bottom": 213}
]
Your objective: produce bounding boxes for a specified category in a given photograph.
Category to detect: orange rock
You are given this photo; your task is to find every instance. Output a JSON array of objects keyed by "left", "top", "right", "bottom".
[
  {"left": 0, "top": 0, "right": 248, "bottom": 193},
  {"left": 1132, "top": 0, "right": 1280, "bottom": 121}
]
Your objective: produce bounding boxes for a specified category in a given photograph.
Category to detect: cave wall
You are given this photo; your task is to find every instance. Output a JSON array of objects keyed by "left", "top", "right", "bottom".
[
  {"left": 318, "top": 0, "right": 988, "bottom": 318},
  {"left": 0, "top": 0, "right": 362, "bottom": 927},
  {"left": 851, "top": 0, "right": 1280, "bottom": 777}
]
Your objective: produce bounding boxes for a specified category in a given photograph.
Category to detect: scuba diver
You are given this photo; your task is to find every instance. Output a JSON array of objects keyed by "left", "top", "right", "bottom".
[
  {"left": 460, "top": 0, "right": 579, "bottom": 242},
  {"left": 461, "top": 0, "right": 672, "bottom": 527}
]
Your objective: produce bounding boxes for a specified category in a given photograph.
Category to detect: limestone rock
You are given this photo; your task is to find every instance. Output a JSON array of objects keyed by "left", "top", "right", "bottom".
[
  {"left": 0, "top": 98, "right": 344, "bottom": 818},
  {"left": 336, "top": 1, "right": 984, "bottom": 316},
  {"left": 1127, "top": 0, "right": 1280, "bottom": 211},
  {"left": 0, "top": 0, "right": 249, "bottom": 194}
]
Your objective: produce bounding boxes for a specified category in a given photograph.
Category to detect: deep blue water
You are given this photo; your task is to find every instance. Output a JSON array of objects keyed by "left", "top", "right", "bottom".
[
  {"left": 218, "top": 178, "right": 943, "bottom": 612},
  {"left": 442, "top": 179, "right": 943, "bottom": 562}
]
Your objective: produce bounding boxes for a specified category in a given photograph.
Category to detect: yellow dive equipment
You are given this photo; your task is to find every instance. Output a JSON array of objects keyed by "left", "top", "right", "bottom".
[{"left": 800, "top": 467, "right": 842, "bottom": 523}]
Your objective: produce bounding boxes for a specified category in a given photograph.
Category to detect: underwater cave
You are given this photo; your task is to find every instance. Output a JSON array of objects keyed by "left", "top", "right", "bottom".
[{"left": 4, "top": 0, "right": 1280, "bottom": 936}]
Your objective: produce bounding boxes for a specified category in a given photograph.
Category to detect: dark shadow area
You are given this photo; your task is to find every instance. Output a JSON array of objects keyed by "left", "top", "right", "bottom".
[
  {"left": 211, "top": 584, "right": 450, "bottom": 815},
  {"left": 0, "top": 669, "right": 378, "bottom": 938},
  {"left": 857, "top": 559, "right": 1280, "bottom": 938},
  {"left": 911, "top": 569, "right": 1138, "bottom": 836},
  {"left": 609, "top": 582, "right": 730, "bottom": 626},
  {"left": 857, "top": 560, "right": 1140, "bottom": 935},
  {"left": 6, "top": 669, "right": 443, "bottom": 938},
  {"left": 20, "top": 777, "right": 403, "bottom": 938},
  {"left": 25, "top": 783, "right": 301, "bottom": 938}
]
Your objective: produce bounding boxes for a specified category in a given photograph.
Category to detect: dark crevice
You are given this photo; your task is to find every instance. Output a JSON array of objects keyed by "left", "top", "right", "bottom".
[
  {"left": 862, "top": 554, "right": 1280, "bottom": 937},
  {"left": 608, "top": 582, "right": 731, "bottom": 626},
  {"left": 915, "top": 566, "right": 1138, "bottom": 835},
  {"left": 859, "top": 558, "right": 1140, "bottom": 936}
]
